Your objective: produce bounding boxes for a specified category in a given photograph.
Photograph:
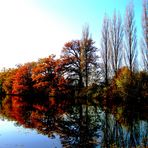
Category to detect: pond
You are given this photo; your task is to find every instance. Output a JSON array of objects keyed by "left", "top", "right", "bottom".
[
  {"left": 0, "top": 95, "right": 147, "bottom": 147},
  {"left": 0, "top": 117, "right": 62, "bottom": 148}
]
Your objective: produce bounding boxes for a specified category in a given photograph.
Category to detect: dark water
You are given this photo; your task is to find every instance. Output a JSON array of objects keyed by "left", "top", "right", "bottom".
[{"left": 0, "top": 96, "right": 147, "bottom": 148}]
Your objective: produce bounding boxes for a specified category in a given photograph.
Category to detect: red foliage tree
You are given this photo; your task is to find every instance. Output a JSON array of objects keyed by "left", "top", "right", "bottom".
[{"left": 12, "top": 62, "right": 35, "bottom": 95}]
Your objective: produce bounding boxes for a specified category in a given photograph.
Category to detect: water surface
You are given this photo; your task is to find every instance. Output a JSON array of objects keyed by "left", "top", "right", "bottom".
[
  {"left": 0, "top": 95, "right": 147, "bottom": 147},
  {"left": 0, "top": 117, "right": 62, "bottom": 148}
]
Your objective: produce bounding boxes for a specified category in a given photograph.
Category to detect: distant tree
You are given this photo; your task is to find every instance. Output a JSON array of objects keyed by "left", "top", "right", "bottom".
[
  {"left": 100, "top": 16, "right": 112, "bottom": 147},
  {"left": 61, "top": 26, "right": 98, "bottom": 89},
  {"left": 31, "top": 55, "right": 56, "bottom": 97},
  {"left": 110, "top": 11, "right": 123, "bottom": 77},
  {"left": 124, "top": 2, "right": 137, "bottom": 73},
  {"left": 80, "top": 25, "right": 98, "bottom": 87},
  {"left": 52, "top": 58, "right": 71, "bottom": 105},
  {"left": 3, "top": 69, "right": 17, "bottom": 94},
  {"left": 12, "top": 62, "right": 35, "bottom": 95},
  {"left": 111, "top": 67, "right": 148, "bottom": 122},
  {"left": 32, "top": 55, "right": 69, "bottom": 105},
  {"left": 112, "top": 66, "right": 132, "bottom": 97},
  {"left": 0, "top": 68, "right": 17, "bottom": 94},
  {"left": 61, "top": 40, "right": 83, "bottom": 88},
  {"left": 100, "top": 15, "right": 110, "bottom": 85},
  {"left": 141, "top": 0, "right": 148, "bottom": 71}
]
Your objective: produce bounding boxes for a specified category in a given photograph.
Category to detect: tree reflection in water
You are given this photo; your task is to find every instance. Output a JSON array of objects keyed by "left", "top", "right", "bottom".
[{"left": 0, "top": 95, "right": 147, "bottom": 148}]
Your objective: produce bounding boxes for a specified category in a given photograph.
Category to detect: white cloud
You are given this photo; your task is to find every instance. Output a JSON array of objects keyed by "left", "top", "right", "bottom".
[{"left": 0, "top": 0, "right": 75, "bottom": 69}]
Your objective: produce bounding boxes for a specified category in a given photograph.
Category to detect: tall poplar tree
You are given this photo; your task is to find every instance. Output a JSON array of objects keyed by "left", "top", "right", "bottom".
[
  {"left": 100, "top": 15, "right": 110, "bottom": 85},
  {"left": 110, "top": 12, "right": 123, "bottom": 77},
  {"left": 124, "top": 2, "right": 137, "bottom": 73},
  {"left": 141, "top": 0, "right": 148, "bottom": 71}
]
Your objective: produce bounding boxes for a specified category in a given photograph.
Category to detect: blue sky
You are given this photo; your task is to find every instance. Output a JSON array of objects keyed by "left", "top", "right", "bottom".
[
  {"left": 36, "top": 0, "right": 142, "bottom": 42},
  {"left": 0, "top": 0, "right": 143, "bottom": 69}
]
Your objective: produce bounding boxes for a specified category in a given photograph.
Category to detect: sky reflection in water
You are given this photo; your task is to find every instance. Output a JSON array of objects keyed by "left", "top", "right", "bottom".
[
  {"left": 0, "top": 118, "right": 62, "bottom": 148},
  {"left": 0, "top": 94, "right": 147, "bottom": 147}
]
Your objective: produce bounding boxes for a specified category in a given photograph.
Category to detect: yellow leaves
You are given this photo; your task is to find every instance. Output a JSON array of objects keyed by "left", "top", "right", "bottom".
[{"left": 114, "top": 66, "right": 131, "bottom": 89}]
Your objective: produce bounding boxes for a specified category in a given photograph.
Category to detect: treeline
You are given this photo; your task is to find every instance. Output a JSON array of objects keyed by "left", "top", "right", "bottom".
[{"left": 0, "top": 1, "right": 147, "bottom": 119}]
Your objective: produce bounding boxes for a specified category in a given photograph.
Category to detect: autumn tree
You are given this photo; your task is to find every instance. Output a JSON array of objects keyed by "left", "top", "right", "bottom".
[
  {"left": 111, "top": 67, "right": 148, "bottom": 121},
  {"left": 61, "top": 40, "right": 83, "bottom": 88},
  {"left": 124, "top": 2, "right": 137, "bottom": 73},
  {"left": 100, "top": 15, "right": 110, "bottom": 85},
  {"left": 61, "top": 26, "right": 98, "bottom": 89},
  {"left": 32, "top": 55, "right": 69, "bottom": 106},
  {"left": 110, "top": 12, "right": 123, "bottom": 77},
  {"left": 141, "top": 0, "right": 148, "bottom": 71},
  {"left": 12, "top": 62, "right": 35, "bottom": 95},
  {"left": 61, "top": 27, "right": 98, "bottom": 143},
  {"left": 0, "top": 68, "right": 17, "bottom": 94},
  {"left": 50, "top": 58, "right": 71, "bottom": 106},
  {"left": 0, "top": 69, "right": 7, "bottom": 94},
  {"left": 80, "top": 25, "right": 98, "bottom": 87},
  {"left": 32, "top": 55, "right": 56, "bottom": 97}
]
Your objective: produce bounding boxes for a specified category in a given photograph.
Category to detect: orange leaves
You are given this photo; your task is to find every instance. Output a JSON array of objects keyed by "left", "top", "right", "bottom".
[
  {"left": 12, "top": 63, "right": 34, "bottom": 95},
  {"left": 31, "top": 56, "right": 56, "bottom": 95},
  {"left": 26, "top": 55, "right": 71, "bottom": 102},
  {"left": 0, "top": 54, "right": 72, "bottom": 107},
  {"left": 0, "top": 68, "right": 17, "bottom": 94},
  {"left": 33, "top": 104, "right": 48, "bottom": 112}
]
